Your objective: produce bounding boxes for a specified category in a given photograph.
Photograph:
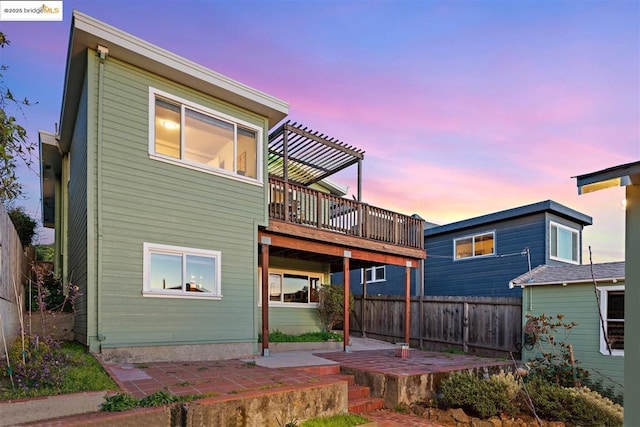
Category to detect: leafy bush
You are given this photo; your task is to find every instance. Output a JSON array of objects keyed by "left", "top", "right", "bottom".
[
  {"left": 7, "top": 206, "right": 37, "bottom": 247},
  {"left": 438, "top": 372, "right": 517, "bottom": 418},
  {"left": 7, "top": 335, "right": 69, "bottom": 391},
  {"left": 524, "top": 313, "right": 589, "bottom": 387},
  {"left": 526, "top": 378, "right": 622, "bottom": 426},
  {"left": 435, "top": 369, "right": 623, "bottom": 425},
  {"left": 101, "top": 393, "right": 139, "bottom": 412},
  {"left": 317, "top": 284, "right": 354, "bottom": 332},
  {"left": 27, "top": 269, "right": 80, "bottom": 313}
]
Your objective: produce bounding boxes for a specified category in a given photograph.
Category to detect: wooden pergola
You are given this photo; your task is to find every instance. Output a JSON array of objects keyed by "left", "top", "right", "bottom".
[{"left": 260, "top": 122, "right": 425, "bottom": 355}]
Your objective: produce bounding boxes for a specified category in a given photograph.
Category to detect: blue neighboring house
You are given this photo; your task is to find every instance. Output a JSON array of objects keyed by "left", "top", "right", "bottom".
[{"left": 334, "top": 200, "right": 592, "bottom": 297}]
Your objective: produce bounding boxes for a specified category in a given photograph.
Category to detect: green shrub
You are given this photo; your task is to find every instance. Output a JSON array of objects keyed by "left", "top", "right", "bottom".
[
  {"left": 101, "top": 393, "right": 138, "bottom": 412},
  {"left": 139, "top": 390, "right": 179, "bottom": 407},
  {"left": 438, "top": 372, "right": 517, "bottom": 418},
  {"left": 317, "top": 285, "right": 354, "bottom": 332},
  {"left": 526, "top": 378, "right": 623, "bottom": 426}
]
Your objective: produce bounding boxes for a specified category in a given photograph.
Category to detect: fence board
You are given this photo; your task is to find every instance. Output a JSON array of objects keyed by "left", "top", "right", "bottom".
[
  {"left": 351, "top": 295, "right": 522, "bottom": 358},
  {"left": 0, "top": 204, "right": 35, "bottom": 357}
]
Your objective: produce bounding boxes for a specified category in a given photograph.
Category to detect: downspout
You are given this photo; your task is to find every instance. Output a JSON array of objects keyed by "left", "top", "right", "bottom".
[{"left": 95, "top": 45, "right": 109, "bottom": 344}]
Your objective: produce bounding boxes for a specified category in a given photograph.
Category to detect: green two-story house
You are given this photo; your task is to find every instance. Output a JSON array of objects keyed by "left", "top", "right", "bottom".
[{"left": 40, "top": 12, "right": 424, "bottom": 362}]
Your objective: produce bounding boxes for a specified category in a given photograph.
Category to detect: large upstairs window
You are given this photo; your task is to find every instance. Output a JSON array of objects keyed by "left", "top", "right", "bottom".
[
  {"left": 150, "top": 88, "right": 261, "bottom": 181},
  {"left": 550, "top": 222, "right": 579, "bottom": 263},
  {"left": 454, "top": 232, "right": 495, "bottom": 260}
]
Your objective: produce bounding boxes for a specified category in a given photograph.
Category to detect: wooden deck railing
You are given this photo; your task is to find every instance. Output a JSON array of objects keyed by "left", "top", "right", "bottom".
[{"left": 268, "top": 177, "right": 424, "bottom": 249}]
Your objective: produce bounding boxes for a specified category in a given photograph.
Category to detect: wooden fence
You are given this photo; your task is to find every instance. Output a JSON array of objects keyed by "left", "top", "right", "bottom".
[
  {"left": 351, "top": 295, "right": 523, "bottom": 358},
  {"left": 0, "top": 204, "right": 35, "bottom": 356}
]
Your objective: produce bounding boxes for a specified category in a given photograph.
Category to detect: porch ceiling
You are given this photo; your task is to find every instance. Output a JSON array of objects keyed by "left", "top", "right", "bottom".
[
  {"left": 268, "top": 121, "right": 365, "bottom": 186},
  {"left": 265, "top": 246, "right": 380, "bottom": 273}
]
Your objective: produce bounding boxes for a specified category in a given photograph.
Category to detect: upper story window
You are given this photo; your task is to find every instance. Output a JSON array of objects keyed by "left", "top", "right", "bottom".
[
  {"left": 454, "top": 232, "right": 495, "bottom": 260},
  {"left": 550, "top": 222, "right": 578, "bottom": 263},
  {"left": 143, "top": 243, "right": 222, "bottom": 299},
  {"left": 362, "top": 266, "right": 385, "bottom": 283},
  {"left": 598, "top": 285, "right": 624, "bottom": 356},
  {"left": 150, "top": 88, "right": 262, "bottom": 182}
]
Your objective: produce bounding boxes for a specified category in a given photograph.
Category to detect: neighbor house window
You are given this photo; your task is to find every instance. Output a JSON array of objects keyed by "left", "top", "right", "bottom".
[
  {"left": 599, "top": 285, "right": 624, "bottom": 356},
  {"left": 260, "top": 270, "right": 321, "bottom": 306},
  {"left": 550, "top": 222, "right": 579, "bottom": 263},
  {"left": 362, "top": 266, "right": 385, "bottom": 283},
  {"left": 454, "top": 232, "right": 495, "bottom": 260},
  {"left": 143, "top": 243, "right": 222, "bottom": 298},
  {"left": 150, "top": 88, "right": 261, "bottom": 181}
]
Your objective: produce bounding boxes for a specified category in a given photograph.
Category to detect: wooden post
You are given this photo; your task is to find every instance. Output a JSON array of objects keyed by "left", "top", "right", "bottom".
[
  {"left": 404, "top": 263, "right": 411, "bottom": 344},
  {"left": 343, "top": 254, "right": 350, "bottom": 352},
  {"left": 261, "top": 241, "right": 270, "bottom": 356},
  {"left": 568, "top": 344, "right": 577, "bottom": 386},
  {"left": 362, "top": 271, "right": 367, "bottom": 338},
  {"left": 463, "top": 302, "right": 469, "bottom": 353}
]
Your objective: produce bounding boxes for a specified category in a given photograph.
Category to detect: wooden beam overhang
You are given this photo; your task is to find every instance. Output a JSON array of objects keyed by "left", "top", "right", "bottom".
[
  {"left": 263, "top": 220, "right": 425, "bottom": 262},
  {"left": 258, "top": 228, "right": 422, "bottom": 269}
]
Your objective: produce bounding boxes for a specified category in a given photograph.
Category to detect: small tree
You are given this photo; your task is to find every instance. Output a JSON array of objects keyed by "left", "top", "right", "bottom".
[
  {"left": 8, "top": 206, "right": 37, "bottom": 247},
  {"left": 525, "top": 313, "right": 588, "bottom": 387},
  {"left": 0, "top": 32, "right": 37, "bottom": 204},
  {"left": 317, "top": 284, "right": 354, "bottom": 332}
]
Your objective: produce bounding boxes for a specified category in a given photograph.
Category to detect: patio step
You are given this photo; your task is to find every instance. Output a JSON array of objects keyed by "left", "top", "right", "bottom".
[
  {"left": 296, "top": 363, "right": 382, "bottom": 413},
  {"left": 348, "top": 396, "right": 385, "bottom": 414},
  {"left": 294, "top": 364, "right": 341, "bottom": 375},
  {"left": 348, "top": 384, "right": 370, "bottom": 400}
]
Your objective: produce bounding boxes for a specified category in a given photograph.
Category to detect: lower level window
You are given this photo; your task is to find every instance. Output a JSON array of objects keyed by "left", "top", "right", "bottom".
[
  {"left": 143, "top": 243, "right": 221, "bottom": 298},
  {"left": 599, "top": 285, "right": 624, "bottom": 355},
  {"left": 264, "top": 271, "right": 321, "bottom": 305}
]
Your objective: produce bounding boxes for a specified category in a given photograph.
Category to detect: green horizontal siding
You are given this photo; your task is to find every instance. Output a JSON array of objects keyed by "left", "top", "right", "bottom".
[
  {"left": 522, "top": 282, "right": 624, "bottom": 396},
  {"left": 93, "top": 54, "right": 268, "bottom": 348},
  {"left": 68, "top": 73, "right": 90, "bottom": 345}
]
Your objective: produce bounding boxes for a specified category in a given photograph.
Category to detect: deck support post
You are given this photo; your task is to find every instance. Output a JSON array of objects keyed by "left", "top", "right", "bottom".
[
  {"left": 343, "top": 252, "right": 351, "bottom": 352},
  {"left": 405, "top": 261, "right": 411, "bottom": 345},
  {"left": 261, "top": 239, "right": 271, "bottom": 356}
]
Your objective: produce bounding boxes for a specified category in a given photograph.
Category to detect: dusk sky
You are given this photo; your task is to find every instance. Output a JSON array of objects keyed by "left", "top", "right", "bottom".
[{"left": 2, "top": 0, "right": 638, "bottom": 262}]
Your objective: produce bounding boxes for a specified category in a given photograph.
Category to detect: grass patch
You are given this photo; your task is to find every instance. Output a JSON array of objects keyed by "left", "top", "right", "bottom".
[
  {"left": 259, "top": 330, "right": 343, "bottom": 343},
  {"left": 300, "top": 413, "right": 370, "bottom": 426},
  {"left": 1, "top": 341, "right": 117, "bottom": 400}
]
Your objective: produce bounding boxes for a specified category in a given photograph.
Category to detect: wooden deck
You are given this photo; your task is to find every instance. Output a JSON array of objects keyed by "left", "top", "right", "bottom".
[{"left": 267, "top": 177, "right": 424, "bottom": 252}]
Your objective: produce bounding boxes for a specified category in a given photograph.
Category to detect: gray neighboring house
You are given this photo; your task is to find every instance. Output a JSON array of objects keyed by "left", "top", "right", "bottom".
[{"left": 511, "top": 261, "right": 625, "bottom": 397}]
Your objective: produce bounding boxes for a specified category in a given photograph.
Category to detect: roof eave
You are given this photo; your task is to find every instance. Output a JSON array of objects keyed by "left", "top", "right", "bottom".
[
  {"left": 511, "top": 276, "right": 625, "bottom": 288},
  {"left": 575, "top": 160, "right": 640, "bottom": 194},
  {"left": 59, "top": 11, "right": 289, "bottom": 149}
]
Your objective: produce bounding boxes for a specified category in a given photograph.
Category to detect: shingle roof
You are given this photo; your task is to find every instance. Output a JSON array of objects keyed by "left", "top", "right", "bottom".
[{"left": 509, "top": 261, "right": 625, "bottom": 287}]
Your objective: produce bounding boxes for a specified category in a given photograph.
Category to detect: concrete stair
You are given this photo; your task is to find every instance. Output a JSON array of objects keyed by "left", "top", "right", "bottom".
[{"left": 295, "top": 364, "right": 384, "bottom": 414}]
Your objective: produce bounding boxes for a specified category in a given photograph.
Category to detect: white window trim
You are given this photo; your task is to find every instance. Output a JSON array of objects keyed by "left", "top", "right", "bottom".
[
  {"left": 361, "top": 266, "right": 386, "bottom": 284},
  {"left": 598, "top": 285, "right": 624, "bottom": 356},
  {"left": 453, "top": 231, "right": 496, "bottom": 261},
  {"left": 143, "top": 242, "right": 222, "bottom": 300},
  {"left": 258, "top": 268, "right": 322, "bottom": 308},
  {"left": 549, "top": 221, "right": 579, "bottom": 264},
  {"left": 148, "top": 87, "right": 264, "bottom": 186}
]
